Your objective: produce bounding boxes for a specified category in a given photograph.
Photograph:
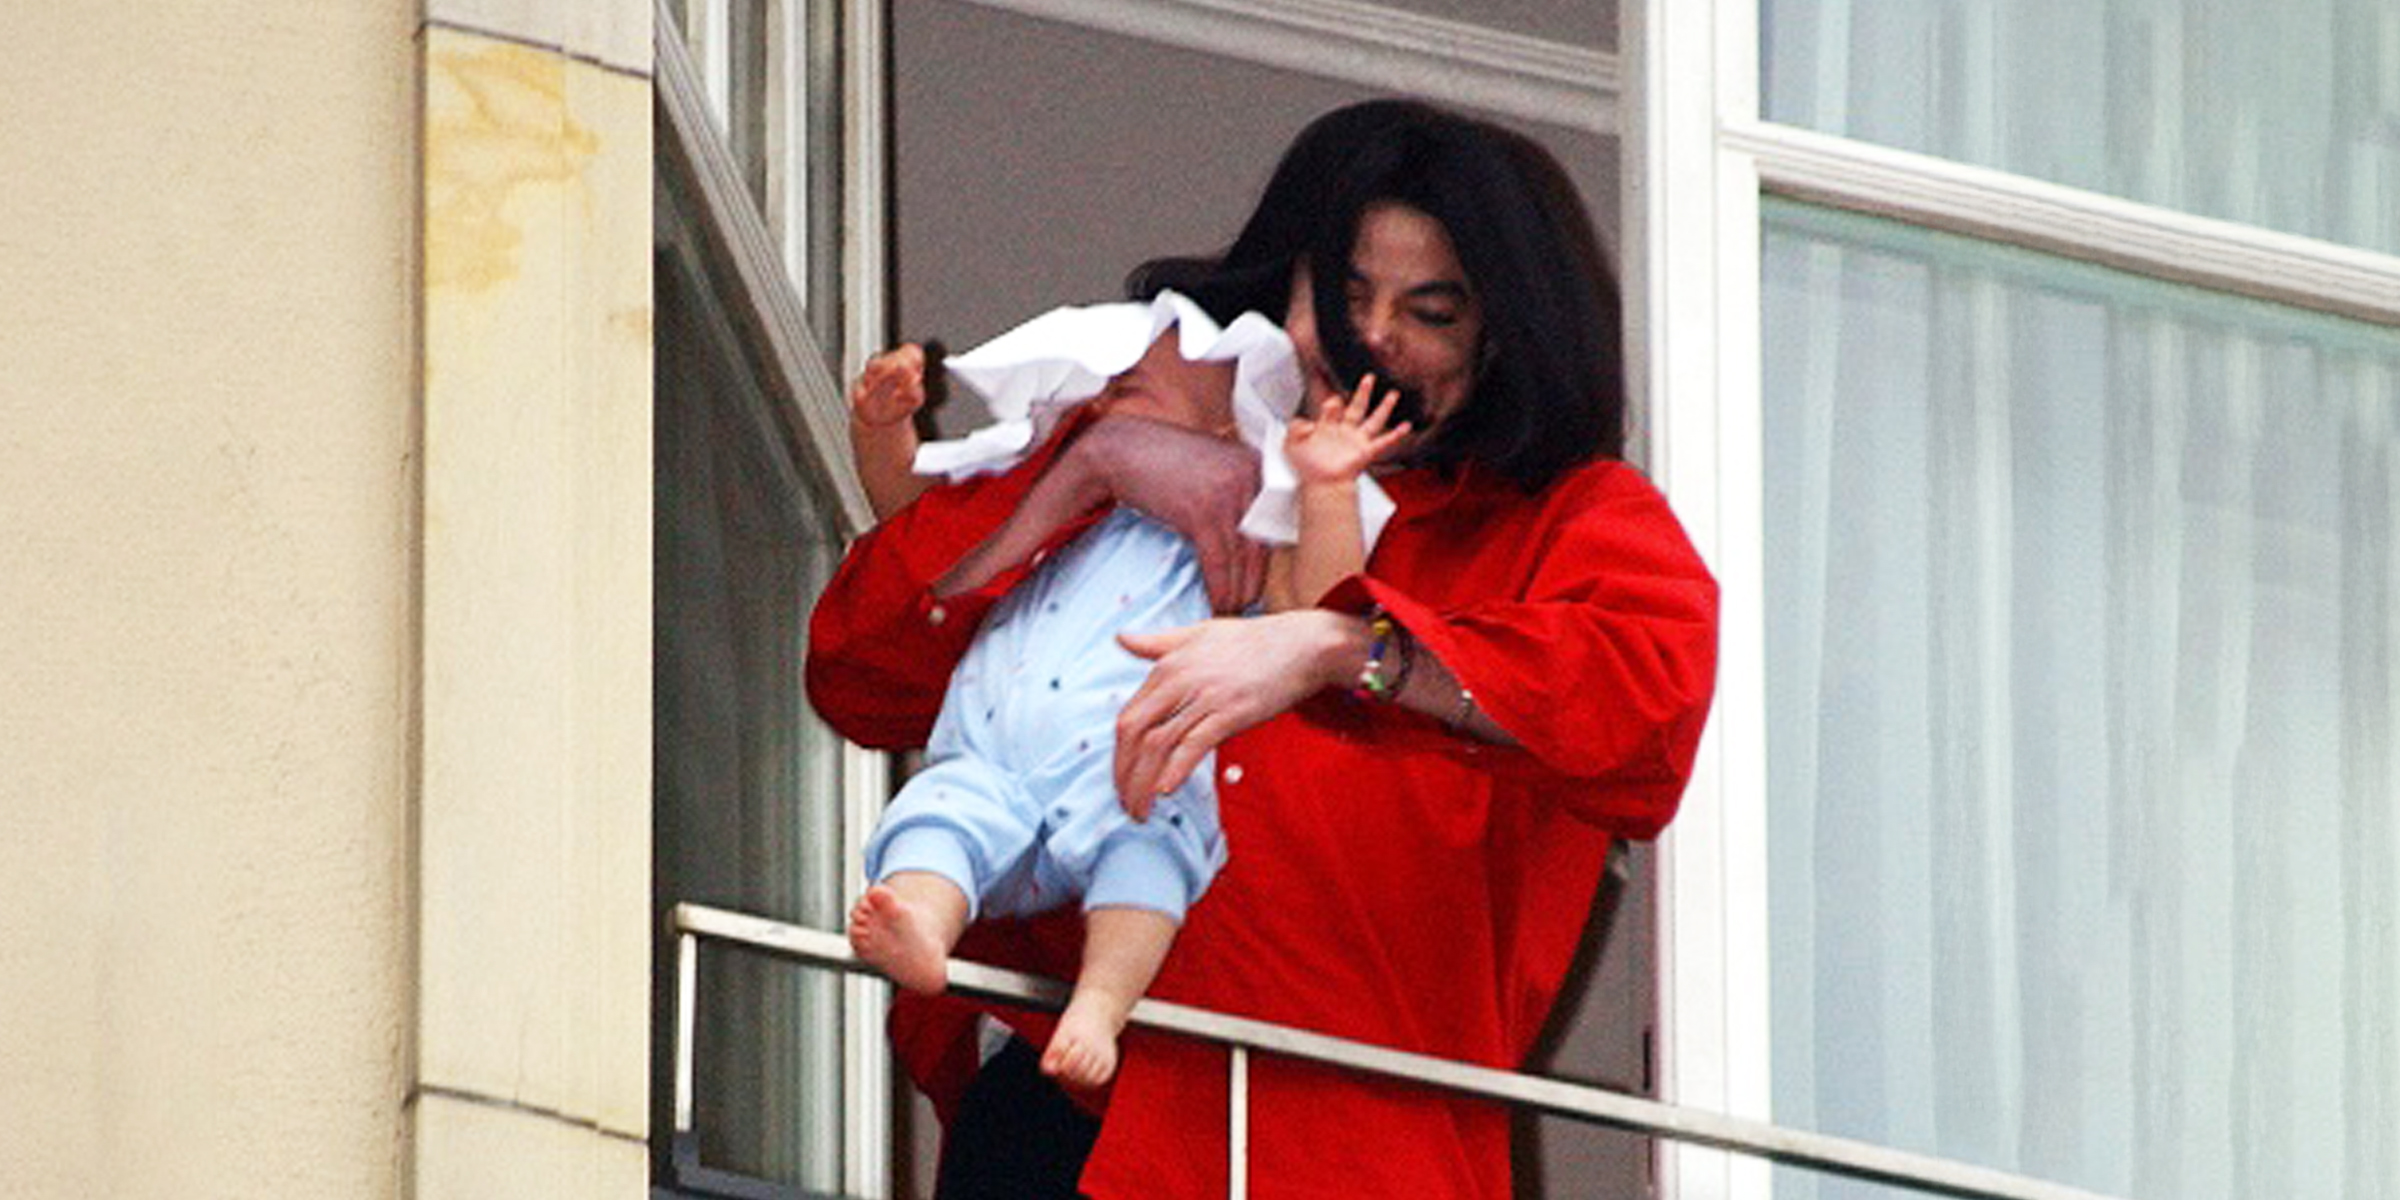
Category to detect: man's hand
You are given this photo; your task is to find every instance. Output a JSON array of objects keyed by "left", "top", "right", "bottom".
[
  {"left": 1113, "top": 610, "right": 1358, "bottom": 812},
  {"left": 1064, "top": 416, "right": 1267, "bottom": 613}
]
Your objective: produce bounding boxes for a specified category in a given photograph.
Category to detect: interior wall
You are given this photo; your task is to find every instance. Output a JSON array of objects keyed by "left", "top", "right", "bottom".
[
  {"left": 894, "top": 1, "right": 1621, "bottom": 414},
  {"left": 1373, "top": 0, "right": 1618, "bottom": 49},
  {"left": 889, "top": 4, "right": 1650, "bottom": 1195},
  {"left": 0, "top": 4, "right": 420, "bottom": 1196}
]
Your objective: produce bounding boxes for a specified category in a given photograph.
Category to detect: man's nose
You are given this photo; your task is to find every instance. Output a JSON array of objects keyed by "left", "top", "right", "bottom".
[{"left": 1356, "top": 304, "right": 1394, "bottom": 352}]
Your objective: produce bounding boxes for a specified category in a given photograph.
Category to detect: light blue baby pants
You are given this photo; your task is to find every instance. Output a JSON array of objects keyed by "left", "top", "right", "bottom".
[{"left": 861, "top": 509, "right": 1229, "bottom": 921}]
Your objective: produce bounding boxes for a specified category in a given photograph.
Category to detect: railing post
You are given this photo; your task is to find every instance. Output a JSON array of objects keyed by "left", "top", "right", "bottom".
[
  {"left": 1228, "top": 1046, "right": 1249, "bottom": 1200},
  {"left": 676, "top": 930, "right": 699, "bottom": 1137}
]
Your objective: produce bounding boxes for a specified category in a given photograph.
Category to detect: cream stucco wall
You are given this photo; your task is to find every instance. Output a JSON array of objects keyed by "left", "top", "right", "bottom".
[
  {"left": 0, "top": 4, "right": 654, "bottom": 1198},
  {"left": 0, "top": 4, "right": 421, "bottom": 1197}
]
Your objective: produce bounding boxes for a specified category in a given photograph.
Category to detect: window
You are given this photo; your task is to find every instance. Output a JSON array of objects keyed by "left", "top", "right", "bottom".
[
  {"left": 1762, "top": 0, "right": 2399, "bottom": 255},
  {"left": 1762, "top": 201, "right": 2400, "bottom": 1198},
  {"left": 654, "top": 210, "right": 854, "bottom": 1189},
  {"left": 651, "top": 1, "right": 890, "bottom": 1195},
  {"left": 1638, "top": 1, "right": 2400, "bottom": 1197}
]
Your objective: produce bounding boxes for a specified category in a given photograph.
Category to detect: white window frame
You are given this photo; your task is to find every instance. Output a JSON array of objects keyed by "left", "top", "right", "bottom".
[
  {"left": 835, "top": 6, "right": 893, "bottom": 1194},
  {"left": 1622, "top": 2, "right": 2400, "bottom": 1200},
  {"left": 658, "top": 1, "right": 895, "bottom": 1195},
  {"left": 1624, "top": 6, "right": 1772, "bottom": 1198}
]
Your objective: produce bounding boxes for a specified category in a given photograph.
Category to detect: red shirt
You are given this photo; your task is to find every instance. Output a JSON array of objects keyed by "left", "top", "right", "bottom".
[{"left": 806, "top": 427, "right": 1718, "bottom": 1199}]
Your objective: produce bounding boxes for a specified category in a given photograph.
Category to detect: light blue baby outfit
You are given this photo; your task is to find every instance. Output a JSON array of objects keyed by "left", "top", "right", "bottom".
[{"left": 862, "top": 508, "right": 1228, "bottom": 922}]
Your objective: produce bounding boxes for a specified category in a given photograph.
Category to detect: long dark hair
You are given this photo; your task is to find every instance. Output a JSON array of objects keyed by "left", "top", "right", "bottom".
[{"left": 1129, "top": 100, "right": 1626, "bottom": 491}]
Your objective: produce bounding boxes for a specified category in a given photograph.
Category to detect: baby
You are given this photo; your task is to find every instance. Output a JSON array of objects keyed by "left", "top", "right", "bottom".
[{"left": 844, "top": 294, "right": 1403, "bottom": 1088}]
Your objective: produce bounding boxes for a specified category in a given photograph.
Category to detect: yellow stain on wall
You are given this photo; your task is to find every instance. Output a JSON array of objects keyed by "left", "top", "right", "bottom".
[
  {"left": 608, "top": 306, "right": 654, "bottom": 343},
  {"left": 425, "top": 40, "right": 600, "bottom": 293}
]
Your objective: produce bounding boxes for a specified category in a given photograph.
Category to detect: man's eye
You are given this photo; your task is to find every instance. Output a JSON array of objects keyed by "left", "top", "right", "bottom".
[{"left": 1412, "top": 307, "right": 1462, "bottom": 328}]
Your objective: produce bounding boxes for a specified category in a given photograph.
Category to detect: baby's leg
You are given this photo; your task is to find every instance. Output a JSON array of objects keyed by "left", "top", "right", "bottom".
[
  {"left": 856, "top": 749, "right": 1043, "bottom": 995},
  {"left": 848, "top": 871, "right": 970, "bottom": 995},
  {"left": 1041, "top": 906, "right": 1178, "bottom": 1088}
]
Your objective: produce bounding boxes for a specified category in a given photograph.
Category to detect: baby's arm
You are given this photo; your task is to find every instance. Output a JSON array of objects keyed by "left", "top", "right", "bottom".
[
  {"left": 1275, "top": 376, "right": 1409, "bottom": 609},
  {"left": 849, "top": 343, "right": 936, "bottom": 521}
]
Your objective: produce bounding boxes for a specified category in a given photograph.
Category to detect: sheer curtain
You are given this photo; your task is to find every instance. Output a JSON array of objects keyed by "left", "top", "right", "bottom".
[
  {"left": 655, "top": 222, "right": 853, "bottom": 1191},
  {"left": 1762, "top": 203, "right": 2400, "bottom": 1200},
  {"left": 1763, "top": 0, "right": 2400, "bottom": 254}
]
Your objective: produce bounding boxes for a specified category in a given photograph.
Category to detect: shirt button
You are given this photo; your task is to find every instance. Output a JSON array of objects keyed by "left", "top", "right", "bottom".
[
  {"left": 1031, "top": 549, "right": 1049, "bottom": 566},
  {"left": 1222, "top": 763, "right": 1245, "bottom": 784},
  {"left": 927, "top": 603, "right": 948, "bottom": 626}
]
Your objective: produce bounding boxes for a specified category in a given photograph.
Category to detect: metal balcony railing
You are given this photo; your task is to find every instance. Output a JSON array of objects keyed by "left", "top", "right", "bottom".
[{"left": 672, "top": 902, "right": 2126, "bottom": 1200}]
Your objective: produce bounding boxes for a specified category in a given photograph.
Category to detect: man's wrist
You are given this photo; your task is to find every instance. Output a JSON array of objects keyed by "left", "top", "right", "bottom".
[{"left": 1302, "top": 609, "right": 1373, "bottom": 692}]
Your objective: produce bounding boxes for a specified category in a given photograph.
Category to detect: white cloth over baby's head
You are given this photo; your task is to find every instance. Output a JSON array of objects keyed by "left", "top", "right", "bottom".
[{"left": 914, "top": 289, "right": 1393, "bottom": 552}]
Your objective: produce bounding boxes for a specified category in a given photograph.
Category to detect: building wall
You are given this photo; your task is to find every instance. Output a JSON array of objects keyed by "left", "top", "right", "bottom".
[
  {"left": 0, "top": 5, "right": 421, "bottom": 1197},
  {"left": 0, "top": 4, "right": 654, "bottom": 1197}
]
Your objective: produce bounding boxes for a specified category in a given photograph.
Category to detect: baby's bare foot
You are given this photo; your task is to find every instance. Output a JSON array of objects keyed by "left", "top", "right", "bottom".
[
  {"left": 1041, "top": 995, "right": 1124, "bottom": 1088},
  {"left": 847, "top": 884, "right": 950, "bottom": 994}
]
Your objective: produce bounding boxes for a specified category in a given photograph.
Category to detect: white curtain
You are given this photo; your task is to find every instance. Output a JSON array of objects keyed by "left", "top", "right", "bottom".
[
  {"left": 1763, "top": 0, "right": 2399, "bottom": 255},
  {"left": 656, "top": 235, "right": 852, "bottom": 1191},
  {"left": 1762, "top": 206, "right": 2400, "bottom": 1200}
]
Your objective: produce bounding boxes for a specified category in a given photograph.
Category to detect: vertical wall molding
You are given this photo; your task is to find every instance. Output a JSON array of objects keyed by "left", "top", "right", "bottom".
[{"left": 414, "top": 14, "right": 656, "bottom": 1195}]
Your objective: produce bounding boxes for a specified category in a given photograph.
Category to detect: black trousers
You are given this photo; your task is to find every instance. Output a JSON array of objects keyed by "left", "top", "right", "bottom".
[{"left": 933, "top": 1037, "right": 1100, "bottom": 1200}]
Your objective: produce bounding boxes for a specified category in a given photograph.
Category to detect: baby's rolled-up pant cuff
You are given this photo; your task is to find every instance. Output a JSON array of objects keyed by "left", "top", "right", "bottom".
[
  {"left": 1081, "top": 833, "right": 1195, "bottom": 922},
  {"left": 872, "top": 825, "right": 984, "bottom": 921}
]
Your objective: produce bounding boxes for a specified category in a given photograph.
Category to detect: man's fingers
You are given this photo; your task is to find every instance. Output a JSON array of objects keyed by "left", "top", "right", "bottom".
[
  {"left": 1199, "top": 544, "right": 1242, "bottom": 614},
  {"left": 1151, "top": 713, "right": 1232, "bottom": 799},
  {"left": 1118, "top": 624, "right": 1198, "bottom": 661},
  {"left": 1122, "top": 784, "right": 1155, "bottom": 823},
  {"left": 1115, "top": 693, "right": 1185, "bottom": 809},
  {"left": 1113, "top": 678, "right": 1173, "bottom": 799},
  {"left": 1230, "top": 535, "right": 1268, "bottom": 613},
  {"left": 1196, "top": 523, "right": 1263, "bottom": 614},
  {"left": 1234, "top": 539, "right": 1268, "bottom": 611},
  {"left": 1123, "top": 704, "right": 1217, "bottom": 809}
]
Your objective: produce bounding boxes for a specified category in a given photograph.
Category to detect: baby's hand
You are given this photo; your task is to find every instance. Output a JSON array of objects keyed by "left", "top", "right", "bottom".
[
  {"left": 1283, "top": 373, "right": 1411, "bottom": 487},
  {"left": 850, "top": 343, "right": 930, "bottom": 428}
]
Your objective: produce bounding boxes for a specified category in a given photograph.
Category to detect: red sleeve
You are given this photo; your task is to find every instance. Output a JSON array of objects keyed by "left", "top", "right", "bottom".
[
  {"left": 803, "top": 421, "right": 1102, "bottom": 749},
  {"left": 1321, "top": 467, "right": 1719, "bottom": 836}
]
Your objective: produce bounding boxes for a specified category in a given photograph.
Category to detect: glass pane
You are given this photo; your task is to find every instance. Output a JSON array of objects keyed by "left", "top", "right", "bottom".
[
  {"left": 780, "top": 0, "right": 845, "bottom": 360},
  {"left": 681, "top": 0, "right": 848, "bottom": 365},
  {"left": 1762, "top": 0, "right": 2400, "bottom": 255},
  {"left": 1762, "top": 199, "right": 2400, "bottom": 1200},
  {"left": 655, "top": 203, "right": 852, "bottom": 1189},
  {"left": 728, "top": 0, "right": 772, "bottom": 211}
]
